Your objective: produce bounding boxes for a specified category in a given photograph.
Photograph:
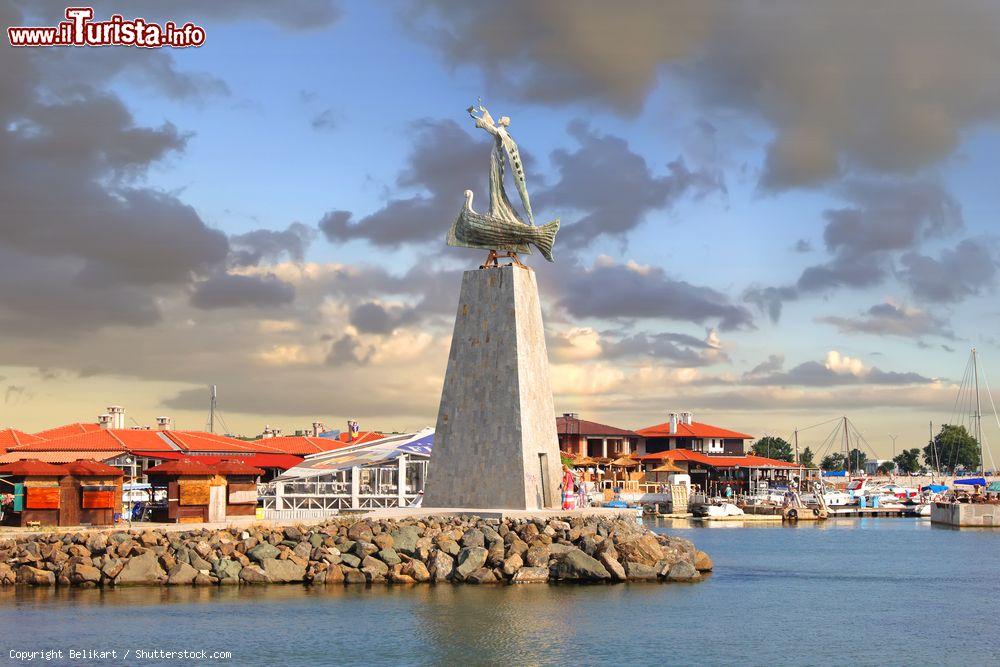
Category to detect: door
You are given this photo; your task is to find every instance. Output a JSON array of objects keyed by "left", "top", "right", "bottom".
[
  {"left": 208, "top": 485, "right": 226, "bottom": 522},
  {"left": 538, "top": 454, "right": 552, "bottom": 508}
]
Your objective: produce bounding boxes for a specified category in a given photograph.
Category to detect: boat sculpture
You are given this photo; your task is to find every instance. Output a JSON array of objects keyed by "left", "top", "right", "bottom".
[{"left": 447, "top": 102, "right": 560, "bottom": 268}]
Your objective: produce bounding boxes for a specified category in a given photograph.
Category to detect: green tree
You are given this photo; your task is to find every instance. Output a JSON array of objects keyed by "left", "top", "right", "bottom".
[
  {"left": 821, "top": 453, "right": 845, "bottom": 471},
  {"left": 751, "top": 436, "right": 794, "bottom": 462},
  {"left": 846, "top": 448, "right": 868, "bottom": 473},
  {"left": 877, "top": 461, "right": 896, "bottom": 475},
  {"left": 924, "top": 424, "right": 980, "bottom": 472},
  {"left": 893, "top": 448, "right": 922, "bottom": 474},
  {"left": 799, "top": 446, "right": 815, "bottom": 468}
]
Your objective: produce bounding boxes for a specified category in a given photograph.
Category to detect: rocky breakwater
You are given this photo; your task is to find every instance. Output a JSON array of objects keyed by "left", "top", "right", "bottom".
[{"left": 0, "top": 515, "right": 712, "bottom": 588}]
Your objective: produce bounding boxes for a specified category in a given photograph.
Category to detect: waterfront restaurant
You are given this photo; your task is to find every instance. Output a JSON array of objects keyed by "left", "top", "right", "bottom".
[{"left": 556, "top": 413, "right": 642, "bottom": 459}]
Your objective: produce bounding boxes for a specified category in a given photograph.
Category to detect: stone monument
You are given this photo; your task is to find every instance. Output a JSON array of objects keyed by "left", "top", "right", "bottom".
[{"left": 422, "top": 103, "right": 563, "bottom": 510}]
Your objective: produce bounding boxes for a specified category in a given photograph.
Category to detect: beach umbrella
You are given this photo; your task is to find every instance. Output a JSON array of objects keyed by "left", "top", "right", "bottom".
[
  {"left": 572, "top": 455, "right": 598, "bottom": 466},
  {"left": 650, "top": 461, "right": 684, "bottom": 473},
  {"left": 610, "top": 456, "right": 639, "bottom": 467}
]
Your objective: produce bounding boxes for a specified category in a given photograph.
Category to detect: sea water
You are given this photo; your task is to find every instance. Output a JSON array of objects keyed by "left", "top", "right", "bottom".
[{"left": 0, "top": 519, "right": 997, "bottom": 666}]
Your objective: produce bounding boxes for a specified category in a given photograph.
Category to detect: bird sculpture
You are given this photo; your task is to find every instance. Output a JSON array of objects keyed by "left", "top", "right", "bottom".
[{"left": 446, "top": 103, "right": 559, "bottom": 268}]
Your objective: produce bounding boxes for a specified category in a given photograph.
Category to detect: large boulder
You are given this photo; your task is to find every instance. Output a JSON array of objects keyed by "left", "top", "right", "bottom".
[
  {"left": 114, "top": 552, "right": 167, "bottom": 586},
  {"left": 214, "top": 558, "right": 242, "bottom": 584},
  {"left": 347, "top": 521, "right": 374, "bottom": 543},
  {"left": 666, "top": 560, "right": 699, "bottom": 582},
  {"left": 262, "top": 558, "right": 306, "bottom": 583},
  {"left": 429, "top": 551, "right": 454, "bottom": 582},
  {"left": 511, "top": 567, "right": 549, "bottom": 583},
  {"left": 502, "top": 553, "right": 523, "bottom": 577},
  {"left": 599, "top": 553, "right": 627, "bottom": 582},
  {"left": 246, "top": 543, "right": 280, "bottom": 564},
  {"left": 18, "top": 565, "right": 55, "bottom": 586},
  {"left": 455, "top": 547, "right": 488, "bottom": 581},
  {"left": 68, "top": 563, "right": 102, "bottom": 586},
  {"left": 166, "top": 562, "right": 199, "bottom": 586},
  {"left": 404, "top": 560, "right": 430, "bottom": 583},
  {"left": 239, "top": 565, "right": 270, "bottom": 584},
  {"left": 694, "top": 550, "right": 713, "bottom": 572},
  {"left": 624, "top": 561, "right": 658, "bottom": 581},
  {"left": 551, "top": 548, "right": 611, "bottom": 582},
  {"left": 361, "top": 556, "right": 389, "bottom": 582},
  {"left": 390, "top": 526, "right": 420, "bottom": 556},
  {"left": 615, "top": 534, "right": 664, "bottom": 566},
  {"left": 0, "top": 563, "right": 16, "bottom": 585},
  {"left": 465, "top": 568, "right": 496, "bottom": 584},
  {"left": 460, "top": 529, "right": 485, "bottom": 549}
]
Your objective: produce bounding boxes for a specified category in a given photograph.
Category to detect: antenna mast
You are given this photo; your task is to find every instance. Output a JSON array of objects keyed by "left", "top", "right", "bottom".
[
  {"left": 973, "top": 348, "right": 984, "bottom": 476},
  {"left": 209, "top": 384, "right": 217, "bottom": 434}
]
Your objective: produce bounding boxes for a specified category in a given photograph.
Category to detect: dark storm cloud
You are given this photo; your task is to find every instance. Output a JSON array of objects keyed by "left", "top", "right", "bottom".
[
  {"left": 534, "top": 120, "right": 724, "bottom": 248},
  {"left": 819, "top": 302, "right": 955, "bottom": 340},
  {"left": 349, "top": 302, "right": 420, "bottom": 335},
  {"left": 229, "top": 223, "right": 316, "bottom": 266},
  {"left": 743, "top": 179, "right": 964, "bottom": 321},
  {"left": 898, "top": 239, "right": 999, "bottom": 303},
  {"left": 556, "top": 258, "right": 753, "bottom": 331},
  {"left": 406, "top": 2, "right": 1000, "bottom": 190},
  {"left": 190, "top": 273, "right": 296, "bottom": 310},
  {"left": 743, "top": 354, "right": 785, "bottom": 379},
  {"left": 319, "top": 119, "right": 486, "bottom": 247}
]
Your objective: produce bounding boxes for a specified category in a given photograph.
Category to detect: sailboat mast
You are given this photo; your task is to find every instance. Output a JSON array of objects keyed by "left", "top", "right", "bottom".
[
  {"left": 843, "top": 416, "right": 851, "bottom": 474},
  {"left": 972, "top": 348, "right": 984, "bottom": 476}
]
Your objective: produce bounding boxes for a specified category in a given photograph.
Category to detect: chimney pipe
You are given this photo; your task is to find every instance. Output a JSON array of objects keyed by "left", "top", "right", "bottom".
[
  {"left": 156, "top": 416, "right": 171, "bottom": 430},
  {"left": 98, "top": 414, "right": 112, "bottom": 429},
  {"left": 681, "top": 411, "right": 693, "bottom": 426},
  {"left": 669, "top": 412, "right": 678, "bottom": 435},
  {"left": 312, "top": 421, "right": 324, "bottom": 437},
  {"left": 106, "top": 405, "right": 125, "bottom": 430}
]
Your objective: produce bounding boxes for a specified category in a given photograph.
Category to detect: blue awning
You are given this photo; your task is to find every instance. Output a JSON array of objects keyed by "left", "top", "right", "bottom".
[
  {"left": 822, "top": 470, "right": 847, "bottom": 477},
  {"left": 954, "top": 477, "right": 987, "bottom": 487},
  {"left": 922, "top": 484, "right": 948, "bottom": 493}
]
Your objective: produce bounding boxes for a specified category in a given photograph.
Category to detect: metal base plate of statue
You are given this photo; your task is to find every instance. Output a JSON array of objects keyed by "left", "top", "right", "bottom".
[{"left": 423, "top": 264, "right": 563, "bottom": 510}]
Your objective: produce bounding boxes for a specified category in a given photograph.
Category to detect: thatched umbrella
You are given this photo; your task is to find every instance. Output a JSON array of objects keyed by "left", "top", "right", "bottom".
[
  {"left": 610, "top": 456, "right": 639, "bottom": 468},
  {"left": 649, "top": 460, "right": 684, "bottom": 485},
  {"left": 571, "top": 455, "right": 597, "bottom": 467}
]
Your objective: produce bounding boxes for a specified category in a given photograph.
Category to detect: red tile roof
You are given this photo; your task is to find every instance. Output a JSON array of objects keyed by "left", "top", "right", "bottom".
[
  {"left": 556, "top": 416, "right": 639, "bottom": 437},
  {"left": 32, "top": 422, "right": 101, "bottom": 439},
  {"left": 63, "top": 460, "right": 123, "bottom": 477},
  {"left": 0, "top": 428, "right": 45, "bottom": 450},
  {"left": 162, "top": 431, "right": 266, "bottom": 454},
  {"left": 0, "top": 450, "right": 123, "bottom": 464},
  {"left": 149, "top": 451, "right": 302, "bottom": 470},
  {"left": 0, "top": 459, "right": 67, "bottom": 476},
  {"left": 213, "top": 460, "right": 265, "bottom": 476},
  {"left": 638, "top": 449, "right": 799, "bottom": 468},
  {"left": 333, "top": 431, "right": 385, "bottom": 446},
  {"left": 10, "top": 429, "right": 177, "bottom": 453},
  {"left": 251, "top": 435, "right": 351, "bottom": 456},
  {"left": 636, "top": 420, "right": 753, "bottom": 440}
]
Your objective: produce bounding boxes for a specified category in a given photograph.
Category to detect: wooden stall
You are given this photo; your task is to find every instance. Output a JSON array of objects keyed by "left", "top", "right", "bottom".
[
  {"left": 214, "top": 460, "right": 264, "bottom": 517},
  {"left": 63, "top": 461, "right": 124, "bottom": 526},
  {"left": 0, "top": 460, "right": 67, "bottom": 527},
  {"left": 145, "top": 459, "right": 221, "bottom": 524}
]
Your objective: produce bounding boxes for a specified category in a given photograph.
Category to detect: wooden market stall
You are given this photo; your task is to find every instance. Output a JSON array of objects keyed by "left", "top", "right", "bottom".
[
  {"left": 144, "top": 458, "right": 223, "bottom": 523},
  {"left": 62, "top": 460, "right": 124, "bottom": 526},
  {"left": 0, "top": 460, "right": 68, "bottom": 527},
  {"left": 213, "top": 460, "right": 264, "bottom": 518}
]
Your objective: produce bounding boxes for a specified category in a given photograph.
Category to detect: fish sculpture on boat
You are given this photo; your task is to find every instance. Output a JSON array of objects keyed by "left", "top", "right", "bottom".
[{"left": 447, "top": 102, "right": 560, "bottom": 267}]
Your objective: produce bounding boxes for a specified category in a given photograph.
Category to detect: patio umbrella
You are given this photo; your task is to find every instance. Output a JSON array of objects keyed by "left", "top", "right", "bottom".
[
  {"left": 610, "top": 456, "right": 639, "bottom": 468},
  {"left": 650, "top": 461, "right": 684, "bottom": 473},
  {"left": 572, "top": 455, "right": 597, "bottom": 466}
]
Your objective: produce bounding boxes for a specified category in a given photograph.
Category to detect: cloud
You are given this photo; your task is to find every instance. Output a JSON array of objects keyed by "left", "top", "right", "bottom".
[
  {"left": 744, "top": 179, "right": 965, "bottom": 320},
  {"left": 743, "top": 350, "right": 933, "bottom": 387},
  {"left": 401, "top": 1, "right": 716, "bottom": 113},
  {"left": 349, "top": 301, "right": 419, "bottom": 335},
  {"left": 319, "top": 119, "right": 488, "bottom": 248},
  {"left": 406, "top": 2, "right": 1000, "bottom": 190},
  {"left": 557, "top": 257, "right": 753, "bottom": 331},
  {"left": 534, "top": 120, "right": 723, "bottom": 248},
  {"left": 310, "top": 108, "right": 339, "bottom": 132},
  {"left": 743, "top": 354, "right": 785, "bottom": 379},
  {"left": 190, "top": 273, "right": 296, "bottom": 310},
  {"left": 229, "top": 223, "right": 316, "bottom": 266},
  {"left": 548, "top": 326, "right": 727, "bottom": 366},
  {"left": 793, "top": 240, "right": 813, "bottom": 253},
  {"left": 898, "top": 238, "right": 999, "bottom": 303},
  {"left": 819, "top": 302, "right": 955, "bottom": 340}
]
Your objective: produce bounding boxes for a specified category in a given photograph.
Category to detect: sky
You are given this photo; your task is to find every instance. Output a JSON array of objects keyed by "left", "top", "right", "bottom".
[{"left": 2, "top": 1, "right": 1000, "bottom": 463}]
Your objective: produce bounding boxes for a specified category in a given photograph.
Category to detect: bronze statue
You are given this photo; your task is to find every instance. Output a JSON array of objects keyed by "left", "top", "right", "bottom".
[{"left": 447, "top": 102, "right": 559, "bottom": 268}]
